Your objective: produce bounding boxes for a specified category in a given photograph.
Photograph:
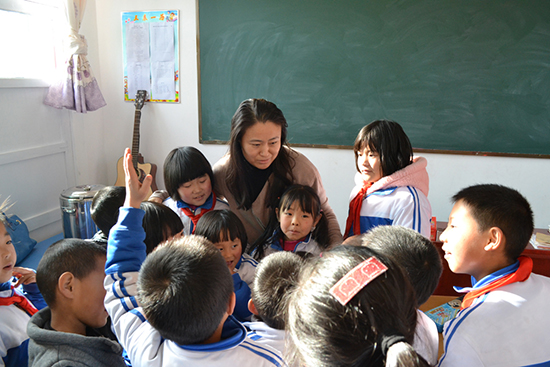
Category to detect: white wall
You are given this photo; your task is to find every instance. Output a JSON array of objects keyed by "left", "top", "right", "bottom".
[{"left": 2, "top": 0, "right": 549, "bottom": 244}]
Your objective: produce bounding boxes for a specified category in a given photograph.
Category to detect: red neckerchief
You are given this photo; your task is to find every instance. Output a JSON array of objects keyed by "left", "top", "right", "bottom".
[
  {"left": 0, "top": 286, "right": 38, "bottom": 316},
  {"left": 180, "top": 192, "right": 217, "bottom": 234},
  {"left": 281, "top": 238, "right": 301, "bottom": 252},
  {"left": 461, "top": 256, "right": 533, "bottom": 310},
  {"left": 344, "top": 181, "right": 373, "bottom": 239}
]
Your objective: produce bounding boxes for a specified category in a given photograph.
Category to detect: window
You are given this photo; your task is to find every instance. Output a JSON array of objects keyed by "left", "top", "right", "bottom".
[{"left": 0, "top": 0, "right": 60, "bottom": 87}]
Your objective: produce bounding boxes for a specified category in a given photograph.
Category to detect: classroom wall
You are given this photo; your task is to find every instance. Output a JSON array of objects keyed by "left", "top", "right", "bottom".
[
  {"left": 92, "top": 0, "right": 549, "bottom": 232},
  {"left": 2, "top": 0, "right": 549, "bottom": 243}
]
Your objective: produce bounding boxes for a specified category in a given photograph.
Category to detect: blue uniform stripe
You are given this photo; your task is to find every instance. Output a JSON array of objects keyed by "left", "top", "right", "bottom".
[
  {"left": 110, "top": 274, "right": 121, "bottom": 298},
  {"left": 241, "top": 341, "right": 285, "bottom": 366},
  {"left": 406, "top": 186, "right": 420, "bottom": 232},
  {"left": 247, "top": 332, "right": 262, "bottom": 341},
  {"left": 438, "top": 294, "right": 488, "bottom": 366},
  {"left": 129, "top": 308, "right": 146, "bottom": 322},
  {"left": 524, "top": 361, "right": 550, "bottom": 367}
]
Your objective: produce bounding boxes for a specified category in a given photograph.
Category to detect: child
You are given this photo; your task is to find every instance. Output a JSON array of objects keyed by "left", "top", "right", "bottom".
[
  {"left": 344, "top": 120, "right": 432, "bottom": 239},
  {"left": 287, "top": 245, "right": 430, "bottom": 367},
  {"left": 195, "top": 209, "right": 258, "bottom": 322},
  {"left": 27, "top": 239, "right": 126, "bottom": 367},
  {"left": 0, "top": 199, "right": 46, "bottom": 367},
  {"left": 249, "top": 184, "right": 330, "bottom": 260},
  {"left": 140, "top": 201, "right": 183, "bottom": 254},
  {"left": 438, "top": 184, "right": 550, "bottom": 367},
  {"left": 104, "top": 148, "right": 285, "bottom": 367},
  {"left": 153, "top": 146, "right": 229, "bottom": 234},
  {"left": 245, "top": 251, "right": 304, "bottom": 355},
  {"left": 91, "top": 186, "right": 126, "bottom": 247},
  {"left": 361, "top": 225, "right": 442, "bottom": 365}
]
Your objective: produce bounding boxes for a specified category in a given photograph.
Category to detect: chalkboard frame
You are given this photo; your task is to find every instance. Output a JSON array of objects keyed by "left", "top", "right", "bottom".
[{"left": 197, "top": 0, "right": 550, "bottom": 158}]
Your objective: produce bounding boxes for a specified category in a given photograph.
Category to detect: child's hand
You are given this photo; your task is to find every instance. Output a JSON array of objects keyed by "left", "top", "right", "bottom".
[
  {"left": 12, "top": 267, "right": 36, "bottom": 287},
  {"left": 122, "top": 148, "right": 152, "bottom": 209}
]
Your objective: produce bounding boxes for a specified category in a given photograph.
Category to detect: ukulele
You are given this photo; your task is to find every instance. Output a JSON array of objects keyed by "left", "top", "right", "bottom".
[{"left": 115, "top": 90, "right": 158, "bottom": 198}]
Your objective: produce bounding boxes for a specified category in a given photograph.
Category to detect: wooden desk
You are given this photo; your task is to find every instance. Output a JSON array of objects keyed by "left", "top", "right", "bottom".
[{"left": 432, "top": 227, "right": 550, "bottom": 296}]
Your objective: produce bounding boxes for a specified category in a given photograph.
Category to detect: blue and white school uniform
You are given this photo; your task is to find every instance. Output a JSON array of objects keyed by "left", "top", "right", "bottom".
[
  {"left": 163, "top": 193, "right": 229, "bottom": 235},
  {"left": 354, "top": 186, "right": 431, "bottom": 238},
  {"left": 234, "top": 253, "right": 258, "bottom": 286},
  {"left": 105, "top": 208, "right": 285, "bottom": 367},
  {"left": 414, "top": 310, "right": 439, "bottom": 366},
  {"left": 232, "top": 253, "right": 258, "bottom": 322},
  {"left": 1, "top": 281, "right": 46, "bottom": 367},
  {"left": 245, "top": 321, "right": 287, "bottom": 356},
  {"left": 348, "top": 157, "right": 432, "bottom": 238},
  {"left": 437, "top": 263, "right": 550, "bottom": 367},
  {"left": 264, "top": 231, "right": 322, "bottom": 258}
]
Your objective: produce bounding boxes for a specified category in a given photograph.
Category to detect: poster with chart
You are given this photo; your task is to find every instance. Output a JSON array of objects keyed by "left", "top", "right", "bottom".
[{"left": 122, "top": 10, "right": 179, "bottom": 103}]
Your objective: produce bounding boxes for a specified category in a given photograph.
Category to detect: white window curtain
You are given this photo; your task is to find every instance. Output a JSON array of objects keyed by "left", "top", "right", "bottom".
[{"left": 44, "top": 0, "right": 105, "bottom": 113}]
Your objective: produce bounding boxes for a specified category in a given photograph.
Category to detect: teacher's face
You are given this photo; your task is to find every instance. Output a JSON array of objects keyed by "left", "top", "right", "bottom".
[{"left": 241, "top": 121, "right": 281, "bottom": 169}]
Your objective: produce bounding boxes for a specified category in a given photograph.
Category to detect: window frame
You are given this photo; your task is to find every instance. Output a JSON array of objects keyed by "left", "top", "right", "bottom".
[{"left": 0, "top": 0, "right": 60, "bottom": 88}]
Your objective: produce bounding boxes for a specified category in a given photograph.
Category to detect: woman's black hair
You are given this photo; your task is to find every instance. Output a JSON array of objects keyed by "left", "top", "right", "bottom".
[
  {"left": 248, "top": 184, "right": 329, "bottom": 259},
  {"left": 163, "top": 147, "right": 214, "bottom": 202},
  {"left": 354, "top": 120, "right": 413, "bottom": 177},
  {"left": 226, "top": 99, "right": 294, "bottom": 210},
  {"left": 194, "top": 209, "right": 248, "bottom": 248},
  {"left": 287, "top": 245, "right": 430, "bottom": 367}
]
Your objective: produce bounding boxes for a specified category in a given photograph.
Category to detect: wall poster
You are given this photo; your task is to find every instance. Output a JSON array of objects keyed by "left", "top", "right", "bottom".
[{"left": 122, "top": 10, "right": 179, "bottom": 102}]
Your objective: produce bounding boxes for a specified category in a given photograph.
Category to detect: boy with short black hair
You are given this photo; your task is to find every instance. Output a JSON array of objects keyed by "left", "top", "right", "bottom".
[
  {"left": 27, "top": 238, "right": 126, "bottom": 367},
  {"left": 246, "top": 251, "right": 304, "bottom": 354},
  {"left": 104, "top": 148, "right": 285, "bottom": 366},
  {"left": 438, "top": 184, "right": 550, "bottom": 367},
  {"left": 361, "top": 225, "right": 442, "bottom": 365}
]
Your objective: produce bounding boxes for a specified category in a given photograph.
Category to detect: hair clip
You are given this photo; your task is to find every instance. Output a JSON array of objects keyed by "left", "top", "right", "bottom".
[{"left": 330, "top": 256, "right": 388, "bottom": 306}]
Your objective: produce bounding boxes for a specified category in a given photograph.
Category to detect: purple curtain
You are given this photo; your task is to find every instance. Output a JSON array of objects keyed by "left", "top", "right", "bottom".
[{"left": 44, "top": 0, "right": 106, "bottom": 113}]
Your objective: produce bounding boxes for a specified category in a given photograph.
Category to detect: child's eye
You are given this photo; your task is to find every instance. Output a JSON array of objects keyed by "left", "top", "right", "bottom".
[{"left": 7, "top": 240, "right": 12, "bottom": 245}]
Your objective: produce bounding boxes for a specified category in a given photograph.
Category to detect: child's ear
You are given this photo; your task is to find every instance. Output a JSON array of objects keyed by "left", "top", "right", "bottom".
[
  {"left": 227, "top": 292, "right": 236, "bottom": 316},
  {"left": 248, "top": 299, "right": 259, "bottom": 315},
  {"left": 58, "top": 272, "right": 75, "bottom": 299},
  {"left": 484, "top": 227, "right": 505, "bottom": 252},
  {"left": 313, "top": 213, "right": 322, "bottom": 228}
]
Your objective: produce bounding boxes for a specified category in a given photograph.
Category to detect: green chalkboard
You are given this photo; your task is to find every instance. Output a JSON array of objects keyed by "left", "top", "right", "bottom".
[{"left": 198, "top": 0, "right": 550, "bottom": 156}]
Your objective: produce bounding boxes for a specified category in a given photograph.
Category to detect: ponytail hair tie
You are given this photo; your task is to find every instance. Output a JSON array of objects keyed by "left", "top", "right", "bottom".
[{"left": 380, "top": 332, "right": 407, "bottom": 357}]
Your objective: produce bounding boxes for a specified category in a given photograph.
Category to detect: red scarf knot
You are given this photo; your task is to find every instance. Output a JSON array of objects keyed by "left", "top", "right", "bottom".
[
  {"left": 461, "top": 256, "right": 533, "bottom": 310},
  {"left": 344, "top": 181, "right": 373, "bottom": 239}
]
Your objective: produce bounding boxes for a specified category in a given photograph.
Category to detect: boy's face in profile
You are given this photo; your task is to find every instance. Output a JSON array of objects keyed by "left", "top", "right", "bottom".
[
  {"left": 71, "top": 255, "right": 109, "bottom": 329},
  {"left": 440, "top": 200, "right": 492, "bottom": 280},
  {"left": 0, "top": 221, "right": 16, "bottom": 283}
]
